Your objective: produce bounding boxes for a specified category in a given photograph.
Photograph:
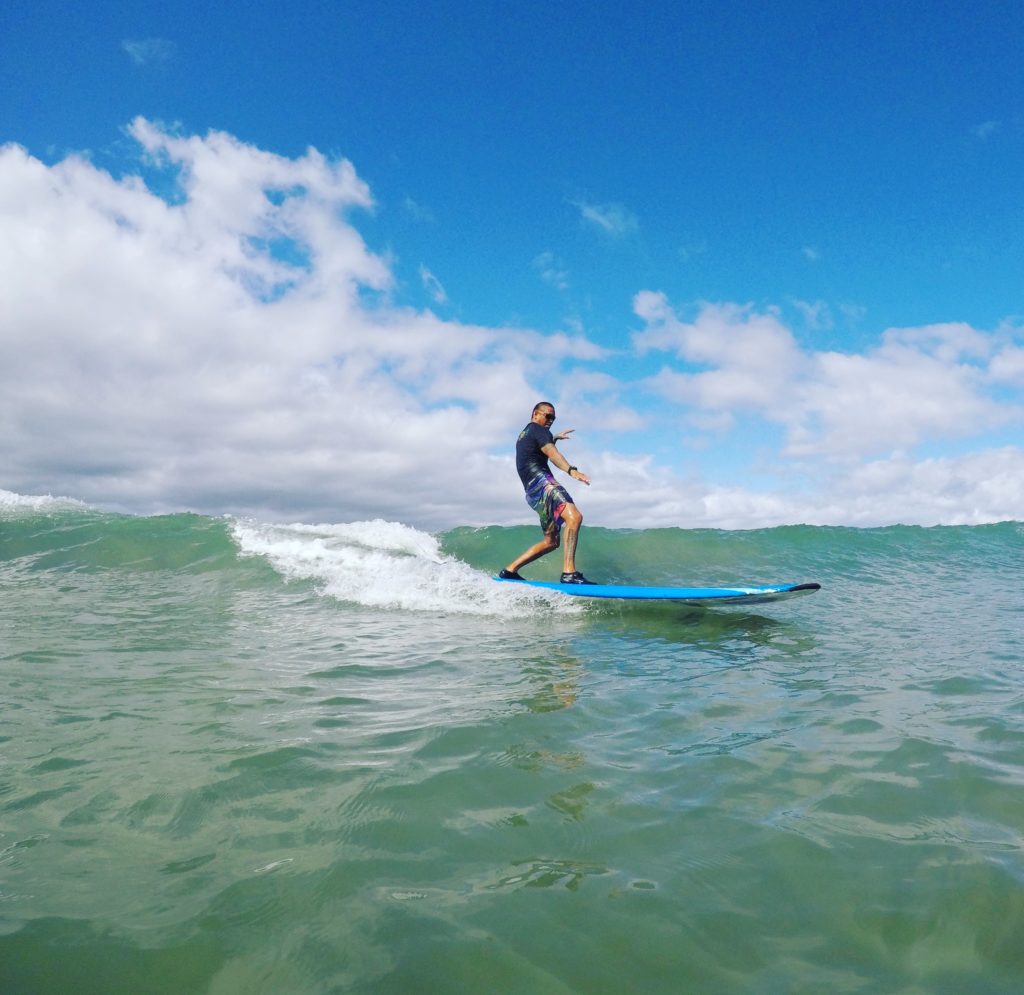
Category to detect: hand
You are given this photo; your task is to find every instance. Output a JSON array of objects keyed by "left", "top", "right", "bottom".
[
  {"left": 569, "top": 468, "right": 591, "bottom": 486},
  {"left": 554, "top": 427, "right": 575, "bottom": 442}
]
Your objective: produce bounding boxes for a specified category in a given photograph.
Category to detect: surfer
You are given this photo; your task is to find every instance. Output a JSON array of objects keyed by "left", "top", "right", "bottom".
[{"left": 499, "top": 402, "right": 595, "bottom": 584}]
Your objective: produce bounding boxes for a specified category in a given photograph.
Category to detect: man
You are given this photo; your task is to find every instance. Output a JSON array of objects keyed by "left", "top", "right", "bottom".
[{"left": 499, "top": 401, "right": 595, "bottom": 584}]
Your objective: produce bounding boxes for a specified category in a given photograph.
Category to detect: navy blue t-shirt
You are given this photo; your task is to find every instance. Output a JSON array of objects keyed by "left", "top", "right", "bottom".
[{"left": 515, "top": 422, "right": 554, "bottom": 487}]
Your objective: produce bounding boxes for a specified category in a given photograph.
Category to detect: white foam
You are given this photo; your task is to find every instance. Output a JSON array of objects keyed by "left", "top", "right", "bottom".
[
  {"left": 0, "top": 488, "right": 89, "bottom": 516},
  {"left": 264, "top": 519, "right": 444, "bottom": 561},
  {"left": 229, "top": 518, "right": 582, "bottom": 617}
]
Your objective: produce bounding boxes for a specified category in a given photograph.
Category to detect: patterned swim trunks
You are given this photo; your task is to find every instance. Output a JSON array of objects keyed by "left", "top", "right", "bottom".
[{"left": 524, "top": 472, "right": 574, "bottom": 534}]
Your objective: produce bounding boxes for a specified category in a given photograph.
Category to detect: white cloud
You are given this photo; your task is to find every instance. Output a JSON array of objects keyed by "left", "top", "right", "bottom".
[
  {"left": 988, "top": 345, "right": 1024, "bottom": 385},
  {"left": 533, "top": 251, "right": 569, "bottom": 291},
  {"left": 1, "top": 122, "right": 1022, "bottom": 531},
  {"left": 0, "top": 122, "right": 608, "bottom": 525},
  {"left": 808, "top": 448, "right": 1024, "bottom": 526},
  {"left": 635, "top": 296, "right": 805, "bottom": 410},
  {"left": 791, "top": 347, "right": 998, "bottom": 459},
  {"left": 633, "top": 294, "right": 1021, "bottom": 467},
  {"left": 838, "top": 301, "right": 867, "bottom": 325},
  {"left": 418, "top": 264, "right": 448, "bottom": 304},
  {"left": 571, "top": 198, "right": 638, "bottom": 237},
  {"left": 787, "top": 323, "right": 1008, "bottom": 459},
  {"left": 122, "top": 38, "right": 176, "bottom": 66},
  {"left": 790, "top": 298, "right": 833, "bottom": 331}
]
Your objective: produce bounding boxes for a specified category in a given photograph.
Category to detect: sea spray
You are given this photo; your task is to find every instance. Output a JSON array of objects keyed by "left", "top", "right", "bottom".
[{"left": 229, "top": 518, "right": 582, "bottom": 616}]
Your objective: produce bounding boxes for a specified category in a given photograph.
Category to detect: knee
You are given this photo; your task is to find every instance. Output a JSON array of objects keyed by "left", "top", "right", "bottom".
[
  {"left": 545, "top": 531, "right": 561, "bottom": 550},
  {"left": 562, "top": 504, "right": 582, "bottom": 529}
]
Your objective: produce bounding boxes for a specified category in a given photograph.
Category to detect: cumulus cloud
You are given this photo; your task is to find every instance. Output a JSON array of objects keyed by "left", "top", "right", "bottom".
[
  {"left": 0, "top": 120, "right": 606, "bottom": 525},
  {"left": 633, "top": 294, "right": 1021, "bottom": 467},
  {"left": 805, "top": 448, "right": 1024, "bottom": 526},
  {"left": 635, "top": 296, "right": 805, "bottom": 411},
  {"left": 781, "top": 323, "right": 1010, "bottom": 459},
  {"left": 990, "top": 345, "right": 1024, "bottom": 384},
  {"left": 1, "top": 121, "right": 1022, "bottom": 529}
]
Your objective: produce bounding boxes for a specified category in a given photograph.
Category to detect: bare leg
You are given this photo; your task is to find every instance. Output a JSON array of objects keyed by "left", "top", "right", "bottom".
[
  {"left": 560, "top": 504, "right": 583, "bottom": 574},
  {"left": 505, "top": 531, "right": 560, "bottom": 574}
]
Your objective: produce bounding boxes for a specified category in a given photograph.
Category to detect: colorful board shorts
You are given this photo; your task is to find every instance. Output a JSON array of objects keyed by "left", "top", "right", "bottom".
[{"left": 524, "top": 472, "right": 574, "bottom": 535}]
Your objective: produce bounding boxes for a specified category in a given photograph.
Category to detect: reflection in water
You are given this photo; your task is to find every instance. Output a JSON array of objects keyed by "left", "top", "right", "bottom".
[
  {"left": 589, "top": 600, "right": 819, "bottom": 654},
  {"left": 490, "top": 858, "right": 613, "bottom": 892},
  {"left": 546, "top": 782, "right": 595, "bottom": 821},
  {"left": 516, "top": 651, "right": 583, "bottom": 713}
]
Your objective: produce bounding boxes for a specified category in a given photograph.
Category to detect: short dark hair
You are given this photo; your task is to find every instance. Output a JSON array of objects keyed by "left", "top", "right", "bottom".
[{"left": 532, "top": 401, "right": 555, "bottom": 415}]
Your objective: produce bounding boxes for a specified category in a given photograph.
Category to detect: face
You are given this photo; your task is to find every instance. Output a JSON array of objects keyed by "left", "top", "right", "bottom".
[{"left": 535, "top": 406, "right": 556, "bottom": 426}]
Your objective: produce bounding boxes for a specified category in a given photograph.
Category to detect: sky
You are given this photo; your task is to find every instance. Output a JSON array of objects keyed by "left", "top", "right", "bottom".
[{"left": 2, "top": 0, "right": 1023, "bottom": 529}]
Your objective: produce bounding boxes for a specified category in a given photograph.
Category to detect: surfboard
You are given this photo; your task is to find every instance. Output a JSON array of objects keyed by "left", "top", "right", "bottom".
[{"left": 494, "top": 578, "right": 821, "bottom": 605}]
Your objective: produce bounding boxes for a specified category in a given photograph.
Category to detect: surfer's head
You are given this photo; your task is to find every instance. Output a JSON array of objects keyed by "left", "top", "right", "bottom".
[{"left": 532, "top": 402, "right": 556, "bottom": 425}]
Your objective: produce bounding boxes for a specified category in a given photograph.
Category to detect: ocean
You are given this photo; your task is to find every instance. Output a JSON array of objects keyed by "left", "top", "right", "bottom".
[{"left": 2, "top": 491, "right": 1023, "bottom": 994}]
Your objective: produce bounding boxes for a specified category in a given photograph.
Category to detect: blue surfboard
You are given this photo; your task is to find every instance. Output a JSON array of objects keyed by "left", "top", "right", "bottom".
[{"left": 494, "top": 578, "right": 821, "bottom": 605}]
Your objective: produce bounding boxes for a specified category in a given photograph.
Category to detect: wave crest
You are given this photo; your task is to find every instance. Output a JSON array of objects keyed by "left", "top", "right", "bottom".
[
  {"left": 0, "top": 488, "right": 90, "bottom": 517},
  {"left": 229, "top": 518, "right": 580, "bottom": 617}
]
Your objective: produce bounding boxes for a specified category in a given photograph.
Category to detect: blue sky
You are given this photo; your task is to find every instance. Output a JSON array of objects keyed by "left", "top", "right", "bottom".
[{"left": 2, "top": 0, "right": 1023, "bottom": 527}]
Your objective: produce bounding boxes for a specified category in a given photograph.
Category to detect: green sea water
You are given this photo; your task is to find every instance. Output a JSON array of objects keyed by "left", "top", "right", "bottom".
[{"left": 2, "top": 493, "right": 1023, "bottom": 993}]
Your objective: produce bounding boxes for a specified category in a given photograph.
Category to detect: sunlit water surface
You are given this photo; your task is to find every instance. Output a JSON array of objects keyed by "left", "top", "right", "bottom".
[{"left": 2, "top": 504, "right": 1023, "bottom": 993}]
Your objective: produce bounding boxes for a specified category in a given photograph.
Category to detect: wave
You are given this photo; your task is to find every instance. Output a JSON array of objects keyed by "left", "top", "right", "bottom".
[
  {"left": 4, "top": 488, "right": 1020, "bottom": 617},
  {"left": 229, "top": 518, "right": 580, "bottom": 616},
  {"left": 0, "top": 491, "right": 574, "bottom": 616},
  {"left": 0, "top": 487, "right": 90, "bottom": 516}
]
